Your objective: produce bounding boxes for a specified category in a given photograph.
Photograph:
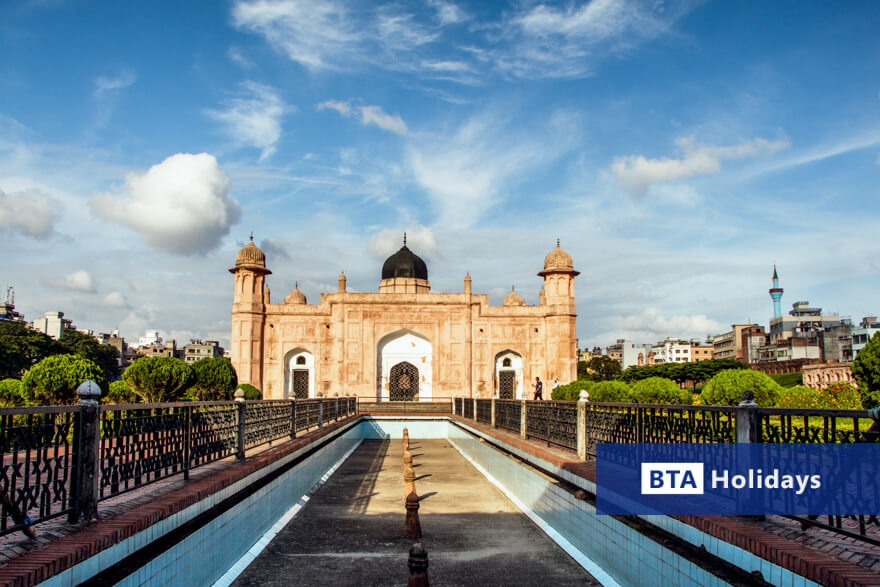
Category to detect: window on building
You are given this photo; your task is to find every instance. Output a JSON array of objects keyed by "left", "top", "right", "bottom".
[{"left": 296, "top": 356, "right": 306, "bottom": 365}]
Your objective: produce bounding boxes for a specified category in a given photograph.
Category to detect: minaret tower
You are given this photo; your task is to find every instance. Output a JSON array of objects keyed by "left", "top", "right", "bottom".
[
  {"left": 230, "top": 234, "right": 271, "bottom": 390},
  {"left": 769, "top": 264, "right": 784, "bottom": 320},
  {"left": 538, "top": 240, "right": 579, "bottom": 382}
]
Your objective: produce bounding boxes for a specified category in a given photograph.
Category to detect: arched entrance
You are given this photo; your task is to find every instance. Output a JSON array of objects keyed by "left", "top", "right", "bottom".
[
  {"left": 377, "top": 329, "right": 433, "bottom": 401},
  {"left": 389, "top": 361, "right": 419, "bottom": 400},
  {"left": 283, "top": 348, "right": 314, "bottom": 399},
  {"left": 494, "top": 350, "right": 524, "bottom": 399}
]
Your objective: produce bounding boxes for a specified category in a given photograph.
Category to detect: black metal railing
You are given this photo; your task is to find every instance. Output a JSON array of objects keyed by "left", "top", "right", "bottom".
[
  {"left": 757, "top": 407, "right": 879, "bottom": 443},
  {"left": 0, "top": 406, "right": 77, "bottom": 536},
  {"left": 463, "top": 399, "right": 474, "bottom": 419},
  {"left": 495, "top": 400, "right": 521, "bottom": 434},
  {"left": 2, "top": 397, "right": 359, "bottom": 534},
  {"left": 526, "top": 400, "right": 578, "bottom": 451},
  {"left": 476, "top": 399, "right": 491, "bottom": 424},
  {"left": 454, "top": 397, "right": 464, "bottom": 415}
]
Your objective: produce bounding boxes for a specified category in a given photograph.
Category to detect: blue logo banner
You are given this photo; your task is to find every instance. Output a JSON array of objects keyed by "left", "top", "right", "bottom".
[{"left": 595, "top": 443, "right": 880, "bottom": 516}]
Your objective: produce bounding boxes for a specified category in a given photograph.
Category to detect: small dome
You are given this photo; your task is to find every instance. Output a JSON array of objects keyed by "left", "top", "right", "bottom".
[
  {"left": 283, "top": 283, "right": 307, "bottom": 304},
  {"left": 235, "top": 235, "right": 266, "bottom": 268},
  {"left": 539, "top": 240, "right": 579, "bottom": 276},
  {"left": 503, "top": 286, "right": 524, "bottom": 306},
  {"left": 381, "top": 235, "right": 428, "bottom": 280}
]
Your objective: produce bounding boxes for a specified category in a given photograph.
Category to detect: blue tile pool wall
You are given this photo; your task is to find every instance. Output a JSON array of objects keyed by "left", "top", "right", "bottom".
[{"left": 444, "top": 422, "right": 818, "bottom": 587}]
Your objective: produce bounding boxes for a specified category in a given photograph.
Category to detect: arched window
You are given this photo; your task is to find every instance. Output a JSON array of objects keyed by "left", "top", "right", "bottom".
[
  {"left": 502, "top": 358, "right": 511, "bottom": 367},
  {"left": 296, "top": 356, "right": 306, "bottom": 365}
]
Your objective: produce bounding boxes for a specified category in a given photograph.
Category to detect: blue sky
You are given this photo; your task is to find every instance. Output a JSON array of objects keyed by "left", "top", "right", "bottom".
[{"left": 1, "top": 0, "right": 878, "bottom": 349}]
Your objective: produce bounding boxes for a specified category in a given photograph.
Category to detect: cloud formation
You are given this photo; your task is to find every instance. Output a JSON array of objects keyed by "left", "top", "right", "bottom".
[
  {"left": 93, "top": 70, "right": 137, "bottom": 97},
  {"left": 206, "top": 81, "right": 286, "bottom": 161},
  {"left": 612, "top": 135, "right": 790, "bottom": 194},
  {"left": 231, "top": 0, "right": 696, "bottom": 80},
  {"left": 608, "top": 307, "right": 723, "bottom": 339},
  {"left": 317, "top": 100, "right": 408, "bottom": 135},
  {"left": 91, "top": 153, "right": 241, "bottom": 255},
  {"left": 101, "top": 292, "right": 130, "bottom": 308},
  {"left": 49, "top": 270, "right": 96, "bottom": 293},
  {"left": 0, "top": 187, "right": 59, "bottom": 238},
  {"left": 368, "top": 224, "right": 439, "bottom": 259}
]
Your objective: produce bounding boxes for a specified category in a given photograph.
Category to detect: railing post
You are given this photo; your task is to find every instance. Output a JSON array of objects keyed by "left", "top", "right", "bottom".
[
  {"left": 473, "top": 398, "right": 478, "bottom": 422},
  {"left": 319, "top": 400, "right": 324, "bottom": 429},
  {"left": 236, "top": 402, "right": 246, "bottom": 461},
  {"left": 452, "top": 395, "right": 457, "bottom": 415},
  {"left": 183, "top": 405, "right": 192, "bottom": 480},
  {"left": 289, "top": 400, "right": 296, "bottom": 439},
  {"left": 335, "top": 397, "right": 340, "bottom": 422},
  {"left": 491, "top": 398, "right": 496, "bottom": 428},
  {"left": 72, "top": 381, "right": 102, "bottom": 522},
  {"left": 520, "top": 400, "right": 528, "bottom": 439},
  {"left": 577, "top": 390, "right": 589, "bottom": 461},
  {"left": 736, "top": 389, "right": 760, "bottom": 443}
]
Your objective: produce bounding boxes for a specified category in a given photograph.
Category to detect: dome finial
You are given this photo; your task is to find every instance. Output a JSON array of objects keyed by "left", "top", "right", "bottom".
[
  {"left": 250, "top": 231, "right": 254, "bottom": 242},
  {"left": 556, "top": 238, "right": 560, "bottom": 247},
  {"left": 295, "top": 281, "right": 298, "bottom": 288},
  {"left": 403, "top": 232, "right": 407, "bottom": 247}
]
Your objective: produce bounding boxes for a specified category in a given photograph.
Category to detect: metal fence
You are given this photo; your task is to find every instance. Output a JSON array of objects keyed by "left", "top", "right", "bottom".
[
  {"left": 494, "top": 400, "right": 521, "bottom": 433},
  {"left": 462, "top": 398, "right": 474, "bottom": 419},
  {"left": 475, "top": 399, "right": 491, "bottom": 424},
  {"left": 525, "top": 400, "right": 578, "bottom": 451},
  {"left": 1, "top": 397, "right": 357, "bottom": 536}
]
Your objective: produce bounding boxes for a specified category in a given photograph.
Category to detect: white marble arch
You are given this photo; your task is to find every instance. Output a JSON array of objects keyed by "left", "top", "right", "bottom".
[
  {"left": 494, "top": 350, "right": 524, "bottom": 399},
  {"left": 376, "top": 329, "right": 433, "bottom": 401},
  {"left": 283, "top": 347, "right": 315, "bottom": 399}
]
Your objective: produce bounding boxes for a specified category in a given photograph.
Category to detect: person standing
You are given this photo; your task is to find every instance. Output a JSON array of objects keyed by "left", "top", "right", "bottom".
[{"left": 533, "top": 376, "right": 543, "bottom": 400}]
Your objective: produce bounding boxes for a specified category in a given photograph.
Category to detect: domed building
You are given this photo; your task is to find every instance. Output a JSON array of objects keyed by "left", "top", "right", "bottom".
[{"left": 230, "top": 236, "right": 578, "bottom": 400}]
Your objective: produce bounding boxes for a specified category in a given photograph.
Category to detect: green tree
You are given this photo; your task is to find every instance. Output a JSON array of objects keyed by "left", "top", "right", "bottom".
[
  {"left": 238, "top": 383, "right": 262, "bottom": 400},
  {"left": 123, "top": 357, "right": 194, "bottom": 403},
  {"left": 58, "top": 330, "right": 120, "bottom": 381},
  {"left": 0, "top": 321, "right": 62, "bottom": 379},
  {"left": 552, "top": 380, "right": 594, "bottom": 400},
  {"left": 700, "top": 369, "right": 781, "bottom": 407},
  {"left": 21, "top": 354, "right": 108, "bottom": 405},
  {"left": 577, "top": 360, "right": 590, "bottom": 380},
  {"left": 0, "top": 378, "right": 24, "bottom": 407},
  {"left": 105, "top": 380, "right": 140, "bottom": 404},
  {"left": 589, "top": 380, "right": 632, "bottom": 402},
  {"left": 584, "top": 356, "right": 622, "bottom": 381},
  {"left": 853, "top": 332, "right": 880, "bottom": 407},
  {"left": 190, "top": 357, "right": 238, "bottom": 400},
  {"left": 631, "top": 377, "right": 692, "bottom": 404}
]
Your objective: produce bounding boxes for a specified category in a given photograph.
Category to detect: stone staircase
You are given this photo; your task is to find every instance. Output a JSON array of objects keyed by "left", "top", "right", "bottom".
[{"left": 357, "top": 401, "right": 453, "bottom": 415}]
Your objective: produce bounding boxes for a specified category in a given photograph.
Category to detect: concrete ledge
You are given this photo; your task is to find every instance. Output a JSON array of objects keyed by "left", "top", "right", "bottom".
[{"left": 0, "top": 416, "right": 359, "bottom": 587}]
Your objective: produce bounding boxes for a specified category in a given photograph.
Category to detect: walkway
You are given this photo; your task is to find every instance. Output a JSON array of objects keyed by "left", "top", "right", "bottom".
[{"left": 232, "top": 438, "right": 599, "bottom": 586}]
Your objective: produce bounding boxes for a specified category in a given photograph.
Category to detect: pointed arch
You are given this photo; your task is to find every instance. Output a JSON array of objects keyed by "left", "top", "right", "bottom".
[
  {"left": 283, "top": 347, "right": 314, "bottom": 399},
  {"left": 376, "top": 329, "right": 433, "bottom": 401}
]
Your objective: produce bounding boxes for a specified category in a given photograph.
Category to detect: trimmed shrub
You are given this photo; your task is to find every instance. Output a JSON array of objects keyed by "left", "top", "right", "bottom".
[
  {"left": 551, "top": 380, "right": 594, "bottom": 401},
  {"left": 106, "top": 380, "right": 140, "bottom": 404},
  {"left": 820, "top": 382, "right": 862, "bottom": 410},
  {"left": 0, "top": 378, "right": 24, "bottom": 407},
  {"left": 21, "top": 354, "right": 108, "bottom": 405},
  {"left": 701, "top": 369, "right": 781, "bottom": 407},
  {"left": 774, "top": 386, "right": 825, "bottom": 409},
  {"left": 630, "top": 377, "right": 692, "bottom": 405},
  {"left": 589, "top": 380, "right": 632, "bottom": 403},
  {"left": 238, "top": 383, "right": 262, "bottom": 400},
  {"left": 123, "top": 357, "right": 194, "bottom": 403}
]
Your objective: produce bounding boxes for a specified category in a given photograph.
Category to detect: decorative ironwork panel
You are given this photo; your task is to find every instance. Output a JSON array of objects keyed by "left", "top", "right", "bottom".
[
  {"left": 476, "top": 400, "right": 491, "bottom": 424},
  {"left": 292, "top": 370, "right": 309, "bottom": 399},
  {"left": 757, "top": 408, "right": 880, "bottom": 444},
  {"left": 190, "top": 404, "right": 238, "bottom": 467},
  {"left": 295, "top": 400, "right": 321, "bottom": 432},
  {"left": 463, "top": 398, "right": 474, "bottom": 419},
  {"left": 526, "top": 401, "right": 577, "bottom": 451},
  {"left": 244, "top": 401, "right": 292, "bottom": 450},
  {"left": 495, "top": 400, "right": 521, "bottom": 433},
  {"left": 1, "top": 407, "right": 76, "bottom": 535},
  {"left": 99, "top": 406, "right": 187, "bottom": 498},
  {"left": 454, "top": 397, "right": 463, "bottom": 415},
  {"left": 321, "top": 399, "right": 338, "bottom": 423},
  {"left": 498, "top": 371, "right": 515, "bottom": 399},
  {"left": 389, "top": 362, "right": 419, "bottom": 401}
]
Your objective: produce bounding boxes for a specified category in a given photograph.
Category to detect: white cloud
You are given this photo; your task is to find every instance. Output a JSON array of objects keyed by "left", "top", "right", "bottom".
[
  {"left": 49, "top": 270, "right": 96, "bottom": 293},
  {"left": 227, "top": 46, "right": 255, "bottom": 68},
  {"left": 607, "top": 307, "right": 723, "bottom": 339},
  {"left": 317, "top": 100, "right": 408, "bottom": 135},
  {"left": 0, "top": 186, "right": 59, "bottom": 238},
  {"left": 612, "top": 135, "right": 790, "bottom": 194},
  {"left": 90, "top": 153, "right": 242, "bottom": 255},
  {"left": 232, "top": 0, "right": 364, "bottom": 71},
  {"left": 206, "top": 81, "right": 287, "bottom": 161},
  {"left": 368, "top": 225, "right": 440, "bottom": 259},
  {"left": 93, "top": 70, "right": 136, "bottom": 97},
  {"left": 101, "top": 292, "right": 130, "bottom": 308},
  {"left": 430, "top": 0, "right": 466, "bottom": 25}
]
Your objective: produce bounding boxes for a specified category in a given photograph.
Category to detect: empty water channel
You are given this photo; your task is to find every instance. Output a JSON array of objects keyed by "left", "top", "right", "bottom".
[{"left": 50, "top": 416, "right": 815, "bottom": 587}]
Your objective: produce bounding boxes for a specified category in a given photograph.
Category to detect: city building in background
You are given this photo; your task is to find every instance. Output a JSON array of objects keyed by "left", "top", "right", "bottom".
[
  {"left": 183, "top": 339, "right": 225, "bottom": 363},
  {"left": 32, "top": 311, "right": 75, "bottom": 340}
]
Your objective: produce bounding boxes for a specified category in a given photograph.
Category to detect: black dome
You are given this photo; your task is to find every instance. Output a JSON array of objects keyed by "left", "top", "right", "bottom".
[{"left": 381, "top": 245, "right": 428, "bottom": 280}]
